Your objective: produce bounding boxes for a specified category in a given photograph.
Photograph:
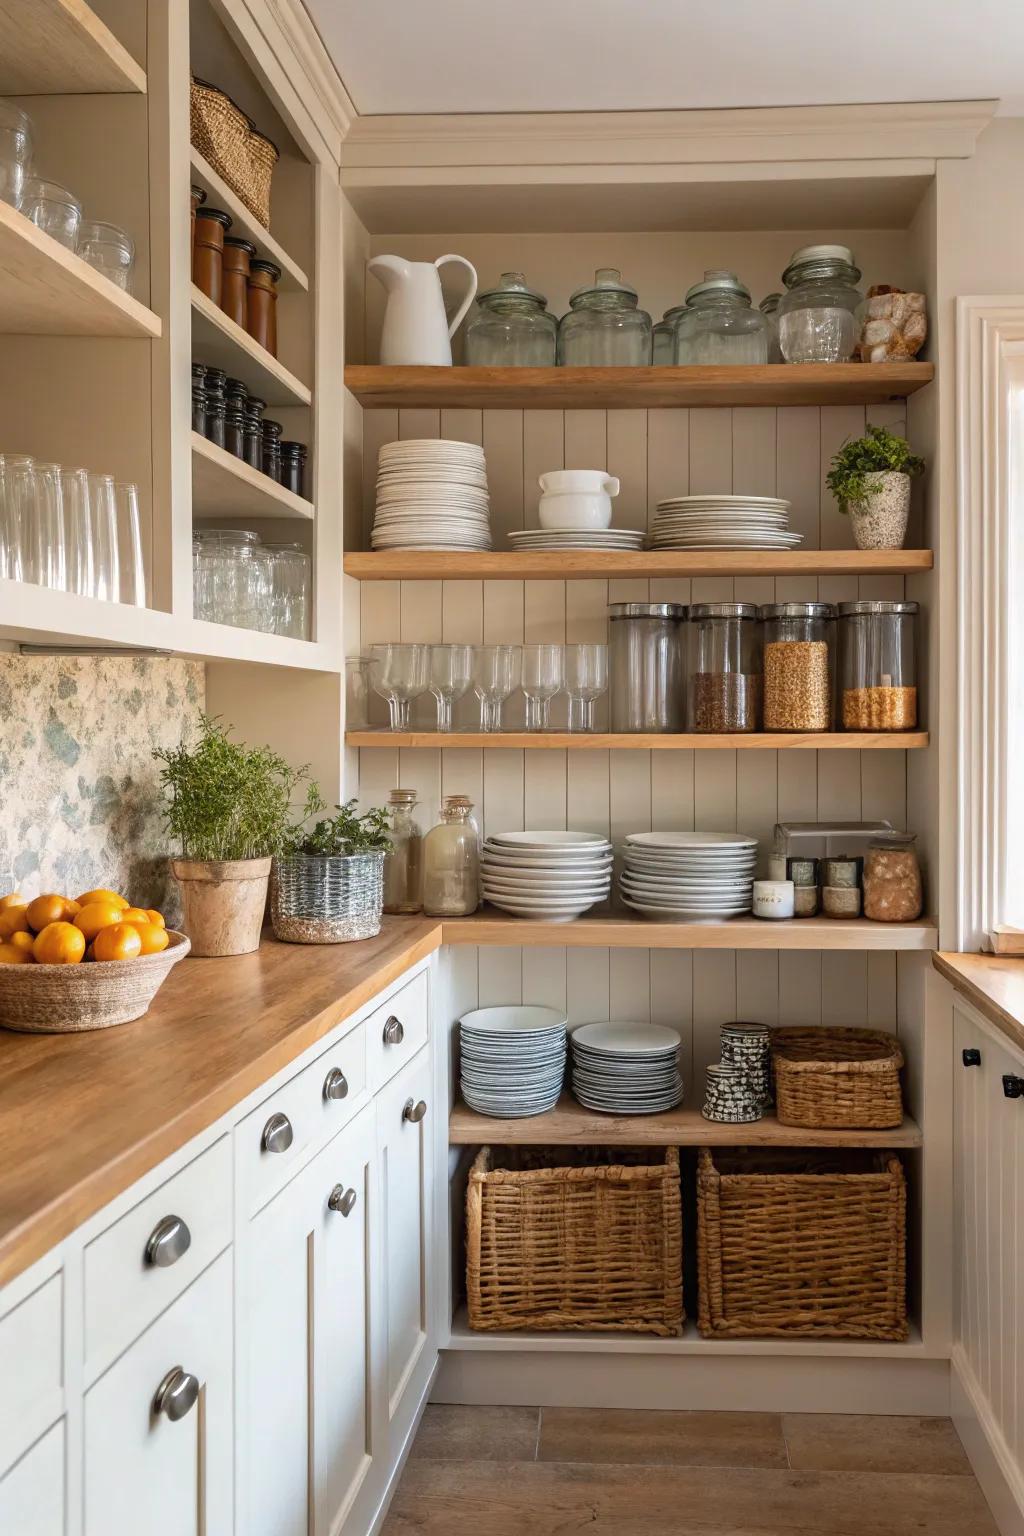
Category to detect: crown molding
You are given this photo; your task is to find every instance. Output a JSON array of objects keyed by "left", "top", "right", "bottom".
[{"left": 227, "top": 0, "right": 355, "bottom": 164}]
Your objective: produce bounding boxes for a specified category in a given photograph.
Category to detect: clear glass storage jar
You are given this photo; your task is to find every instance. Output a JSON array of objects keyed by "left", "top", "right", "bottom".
[
  {"left": 464, "top": 272, "right": 557, "bottom": 366},
  {"left": 760, "top": 602, "right": 837, "bottom": 732},
  {"left": 653, "top": 304, "right": 686, "bottom": 364},
  {"left": 674, "top": 271, "right": 770, "bottom": 365},
  {"left": 193, "top": 528, "right": 267, "bottom": 630},
  {"left": 383, "top": 788, "right": 423, "bottom": 914},
  {"left": 759, "top": 293, "right": 783, "bottom": 362},
  {"left": 687, "top": 603, "right": 762, "bottom": 733},
  {"left": 777, "top": 244, "right": 863, "bottom": 363},
  {"left": 77, "top": 220, "right": 134, "bottom": 292},
  {"left": 557, "top": 267, "right": 652, "bottom": 366},
  {"left": 0, "top": 102, "right": 32, "bottom": 210},
  {"left": 609, "top": 601, "right": 687, "bottom": 732},
  {"left": 21, "top": 177, "right": 81, "bottom": 249},
  {"left": 266, "top": 541, "right": 311, "bottom": 639},
  {"left": 838, "top": 599, "right": 918, "bottom": 731},
  {"left": 422, "top": 796, "right": 480, "bottom": 916},
  {"left": 863, "top": 831, "right": 922, "bottom": 922}
]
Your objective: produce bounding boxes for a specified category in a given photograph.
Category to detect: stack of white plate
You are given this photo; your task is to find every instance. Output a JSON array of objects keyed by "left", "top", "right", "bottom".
[
  {"left": 508, "top": 528, "right": 646, "bottom": 552},
  {"left": 460, "top": 1005, "right": 567, "bottom": 1118},
  {"left": 481, "top": 831, "right": 613, "bottom": 921},
  {"left": 648, "top": 495, "right": 802, "bottom": 550},
  {"left": 620, "top": 831, "right": 758, "bottom": 920},
  {"left": 371, "top": 439, "right": 492, "bottom": 550},
  {"left": 571, "top": 1021, "right": 683, "bottom": 1114}
]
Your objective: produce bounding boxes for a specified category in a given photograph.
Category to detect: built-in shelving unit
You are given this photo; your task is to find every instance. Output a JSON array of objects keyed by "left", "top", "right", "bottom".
[
  {"left": 348, "top": 729, "right": 928, "bottom": 751},
  {"left": 191, "top": 432, "right": 314, "bottom": 520},
  {"left": 0, "top": 0, "right": 147, "bottom": 94},
  {"left": 191, "top": 284, "right": 311, "bottom": 407},
  {"left": 188, "top": 148, "right": 308, "bottom": 292},
  {"left": 442, "top": 912, "right": 938, "bottom": 950},
  {"left": 344, "top": 548, "right": 934, "bottom": 581}
]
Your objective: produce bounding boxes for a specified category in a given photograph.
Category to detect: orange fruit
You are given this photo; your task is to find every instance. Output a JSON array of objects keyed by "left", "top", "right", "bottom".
[
  {"left": 0, "top": 891, "right": 23, "bottom": 911},
  {"left": 120, "top": 907, "right": 153, "bottom": 927},
  {"left": 9, "top": 931, "right": 34, "bottom": 954},
  {"left": 0, "top": 906, "right": 29, "bottom": 939},
  {"left": 93, "top": 923, "right": 142, "bottom": 963},
  {"left": 0, "top": 939, "right": 32, "bottom": 964},
  {"left": 76, "top": 888, "right": 128, "bottom": 911},
  {"left": 74, "top": 901, "right": 127, "bottom": 941},
  {"left": 33, "top": 922, "right": 86, "bottom": 965},
  {"left": 145, "top": 909, "right": 166, "bottom": 929},
  {"left": 134, "top": 922, "right": 170, "bottom": 955},
  {"left": 26, "top": 894, "right": 79, "bottom": 932}
]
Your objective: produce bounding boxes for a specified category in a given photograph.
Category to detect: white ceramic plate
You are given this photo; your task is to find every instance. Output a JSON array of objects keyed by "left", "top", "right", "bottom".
[
  {"left": 657, "top": 493, "right": 789, "bottom": 506},
  {"left": 572, "top": 1021, "right": 681, "bottom": 1054},
  {"left": 626, "top": 831, "right": 757, "bottom": 850},
  {"left": 460, "top": 1005, "right": 567, "bottom": 1035},
  {"left": 489, "top": 831, "right": 611, "bottom": 849}
]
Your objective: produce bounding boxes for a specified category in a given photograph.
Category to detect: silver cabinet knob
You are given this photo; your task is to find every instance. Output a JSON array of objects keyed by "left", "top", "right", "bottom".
[
  {"left": 382, "top": 1016, "right": 404, "bottom": 1047},
  {"left": 154, "top": 1366, "right": 199, "bottom": 1422},
  {"left": 403, "top": 1098, "right": 427, "bottom": 1124},
  {"left": 261, "top": 1112, "right": 293, "bottom": 1154},
  {"left": 145, "top": 1214, "right": 191, "bottom": 1269},
  {"left": 323, "top": 1067, "right": 349, "bottom": 1102},
  {"left": 328, "top": 1184, "right": 358, "bottom": 1217}
]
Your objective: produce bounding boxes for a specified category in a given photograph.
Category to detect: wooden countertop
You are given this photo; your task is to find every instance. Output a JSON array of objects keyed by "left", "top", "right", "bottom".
[
  {"left": 0, "top": 918, "right": 442, "bottom": 1288},
  {"left": 933, "top": 951, "right": 1024, "bottom": 1055}
]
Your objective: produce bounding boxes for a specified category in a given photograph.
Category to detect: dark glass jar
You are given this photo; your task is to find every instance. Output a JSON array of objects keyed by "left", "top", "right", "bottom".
[
  {"left": 204, "top": 366, "right": 227, "bottom": 449},
  {"left": 193, "top": 207, "right": 231, "bottom": 306},
  {"left": 224, "top": 375, "right": 248, "bottom": 407},
  {"left": 279, "top": 441, "right": 306, "bottom": 497},
  {"left": 224, "top": 397, "right": 245, "bottom": 459},
  {"left": 222, "top": 235, "right": 255, "bottom": 329},
  {"left": 190, "top": 184, "right": 206, "bottom": 282},
  {"left": 190, "top": 362, "right": 208, "bottom": 434},
  {"left": 247, "top": 258, "right": 281, "bottom": 356},
  {"left": 262, "top": 418, "right": 283, "bottom": 481}
]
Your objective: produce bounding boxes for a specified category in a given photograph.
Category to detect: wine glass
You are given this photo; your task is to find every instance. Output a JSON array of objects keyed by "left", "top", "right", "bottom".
[
  {"left": 61, "top": 468, "right": 94, "bottom": 597},
  {"left": 115, "top": 482, "right": 147, "bottom": 607},
  {"left": 521, "top": 643, "right": 564, "bottom": 730},
  {"left": 370, "top": 642, "right": 429, "bottom": 730},
  {"left": 428, "top": 643, "right": 473, "bottom": 731},
  {"left": 87, "top": 472, "right": 120, "bottom": 602},
  {"left": 472, "top": 644, "right": 521, "bottom": 732},
  {"left": 565, "top": 642, "right": 609, "bottom": 732}
]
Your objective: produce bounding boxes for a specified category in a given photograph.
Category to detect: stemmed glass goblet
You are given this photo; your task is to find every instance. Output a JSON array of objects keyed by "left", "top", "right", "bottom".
[
  {"left": 472, "top": 644, "right": 521, "bottom": 732},
  {"left": 565, "top": 642, "right": 609, "bottom": 732},
  {"left": 370, "top": 642, "right": 430, "bottom": 730},
  {"left": 428, "top": 643, "right": 473, "bottom": 731},
  {"left": 521, "top": 642, "right": 564, "bottom": 730}
]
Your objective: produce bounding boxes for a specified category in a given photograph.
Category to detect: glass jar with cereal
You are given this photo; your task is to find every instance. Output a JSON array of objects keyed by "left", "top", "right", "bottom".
[
  {"left": 839, "top": 600, "right": 918, "bottom": 732},
  {"left": 863, "top": 832, "right": 923, "bottom": 922},
  {"left": 759, "top": 602, "right": 837, "bottom": 732}
]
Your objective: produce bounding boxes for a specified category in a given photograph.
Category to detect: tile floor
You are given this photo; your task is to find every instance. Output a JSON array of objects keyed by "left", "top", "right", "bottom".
[{"left": 382, "top": 1406, "right": 1000, "bottom": 1534}]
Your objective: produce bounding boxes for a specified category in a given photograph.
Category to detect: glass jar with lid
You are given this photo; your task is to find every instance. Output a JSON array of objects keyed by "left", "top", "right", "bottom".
[
  {"left": 838, "top": 600, "right": 918, "bottom": 731},
  {"left": 422, "top": 796, "right": 480, "bottom": 916},
  {"left": 674, "top": 271, "right": 770, "bottom": 365},
  {"left": 193, "top": 528, "right": 265, "bottom": 630},
  {"left": 383, "top": 788, "right": 423, "bottom": 914},
  {"left": 608, "top": 601, "right": 687, "bottom": 732},
  {"left": 687, "top": 603, "right": 762, "bottom": 733},
  {"left": 653, "top": 304, "right": 686, "bottom": 364},
  {"left": 558, "top": 268, "right": 652, "bottom": 366},
  {"left": 777, "top": 245, "right": 863, "bottom": 363},
  {"left": 465, "top": 272, "right": 557, "bottom": 366},
  {"left": 863, "top": 831, "right": 922, "bottom": 922},
  {"left": 760, "top": 602, "right": 837, "bottom": 732},
  {"left": 759, "top": 293, "right": 783, "bottom": 362},
  {"left": 266, "top": 541, "right": 311, "bottom": 638}
]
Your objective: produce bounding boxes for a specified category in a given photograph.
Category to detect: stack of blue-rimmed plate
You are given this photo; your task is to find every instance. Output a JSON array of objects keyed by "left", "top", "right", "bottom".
[
  {"left": 619, "top": 831, "right": 757, "bottom": 920},
  {"left": 459, "top": 1005, "right": 567, "bottom": 1117},
  {"left": 481, "top": 831, "right": 613, "bottom": 921},
  {"left": 570, "top": 1021, "right": 683, "bottom": 1114}
]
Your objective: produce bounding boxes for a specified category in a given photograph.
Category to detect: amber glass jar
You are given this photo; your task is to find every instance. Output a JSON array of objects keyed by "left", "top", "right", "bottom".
[
  {"left": 190, "top": 184, "right": 206, "bottom": 282},
  {"left": 193, "top": 207, "right": 231, "bottom": 306},
  {"left": 221, "top": 235, "right": 255, "bottom": 329},
  {"left": 247, "top": 258, "right": 281, "bottom": 356}
]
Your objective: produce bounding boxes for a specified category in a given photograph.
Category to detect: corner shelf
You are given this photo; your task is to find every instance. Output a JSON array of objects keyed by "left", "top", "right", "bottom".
[
  {"left": 343, "top": 548, "right": 934, "bottom": 581},
  {"left": 442, "top": 911, "right": 938, "bottom": 951},
  {"left": 191, "top": 433, "right": 313, "bottom": 521},
  {"left": 347, "top": 729, "right": 928, "bottom": 751},
  {"left": 0, "top": 0, "right": 146, "bottom": 94},
  {"left": 191, "top": 285, "right": 311, "bottom": 407},
  {"left": 189, "top": 149, "right": 308, "bottom": 293}
]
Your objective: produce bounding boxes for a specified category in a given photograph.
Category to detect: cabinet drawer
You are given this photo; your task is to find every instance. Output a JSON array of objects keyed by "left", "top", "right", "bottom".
[
  {"left": 237, "top": 1022, "right": 367, "bottom": 1215},
  {"left": 83, "top": 1135, "right": 231, "bottom": 1380},
  {"left": 367, "top": 969, "right": 429, "bottom": 1091},
  {"left": 0, "top": 1421, "right": 65, "bottom": 1536},
  {"left": 0, "top": 1273, "right": 62, "bottom": 1476}
]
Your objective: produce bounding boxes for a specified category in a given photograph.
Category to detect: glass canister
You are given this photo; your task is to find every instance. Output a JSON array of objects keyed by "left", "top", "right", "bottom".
[
  {"left": 760, "top": 602, "right": 837, "bottom": 732},
  {"left": 759, "top": 293, "right": 783, "bottom": 362},
  {"left": 265, "top": 541, "right": 311, "bottom": 638},
  {"left": 863, "top": 831, "right": 923, "bottom": 922},
  {"left": 383, "top": 788, "right": 423, "bottom": 914},
  {"left": 204, "top": 367, "right": 227, "bottom": 448},
  {"left": 558, "top": 268, "right": 652, "bottom": 366},
  {"left": 422, "top": 796, "right": 480, "bottom": 916},
  {"left": 839, "top": 599, "right": 918, "bottom": 731},
  {"left": 191, "top": 363, "right": 208, "bottom": 434},
  {"left": 0, "top": 102, "right": 32, "bottom": 210},
  {"left": 674, "top": 271, "right": 770, "bottom": 365},
  {"left": 465, "top": 272, "right": 557, "bottom": 366},
  {"left": 653, "top": 304, "right": 686, "bottom": 364},
  {"left": 193, "top": 528, "right": 264, "bottom": 629},
  {"left": 609, "top": 601, "right": 687, "bottom": 732},
  {"left": 777, "top": 244, "right": 863, "bottom": 363},
  {"left": 247, "top": 258, "right": 281, "bottom": 355},
  {"left": 262, "top": 419, "right": 283, "bottom": 482},
  {"left": 193, "top": 206, "right": 231, "bottom": 305},
  {"left": 687, "top": 603, "right": 762, "bottom": 733},
  {"left": 221, "top": 235, "right": 255, "bottom": 328}
]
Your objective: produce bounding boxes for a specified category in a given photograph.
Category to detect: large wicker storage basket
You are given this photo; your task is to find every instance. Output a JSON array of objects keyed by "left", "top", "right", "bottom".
[
  {"left": 190, "top": 77, "right": 278, "bottom": 228},
  {"left": 697, "top": 1147, "right": 907, "bottom": 1340},
  {"left": 771, "top": 1026, "right": 904, "bottom": 1129},
  {"left": 467, "top": 1145, "right": 683, "bottom": 1336}
]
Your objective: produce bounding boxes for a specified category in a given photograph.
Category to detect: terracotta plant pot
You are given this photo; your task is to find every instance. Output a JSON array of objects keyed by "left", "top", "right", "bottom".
[
  {"left": 849, "top": 471, "right": 910, "bottom": 550},
  {"left": 170, "top": 857, "right": 271, "bottom": 956}
]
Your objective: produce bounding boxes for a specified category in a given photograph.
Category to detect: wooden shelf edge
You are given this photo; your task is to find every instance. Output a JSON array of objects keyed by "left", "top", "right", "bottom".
[
  {"left": 190, "top": 285, "right": 311, "bottom": 406},
  {"left": 0, "top": 0, "right": 147, "bottom": 96},
  {"left": 191, "top": 432, "right": 314, "bottom": 520},
  {"left": 441, "top": 912, "right": 938, "bottom": 951},
  {"left": 189, "top": 149, "right": 308, "bottom": 291},
  {"left": 347, "top": 729, "right": 928, "bottom": 751},
  {"left": 342, "top": 549, "right": 935, "bottom": 581}
]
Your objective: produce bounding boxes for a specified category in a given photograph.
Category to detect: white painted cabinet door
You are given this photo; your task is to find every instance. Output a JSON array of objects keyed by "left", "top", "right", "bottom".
[
  {"left": 0, "top": 1421, "right": 64, "bottom": 1536},
  {"left": 84, "top": 1252, "right": 233, "bottom": 1536}
]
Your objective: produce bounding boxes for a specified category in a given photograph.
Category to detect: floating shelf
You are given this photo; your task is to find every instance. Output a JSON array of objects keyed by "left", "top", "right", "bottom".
[
  {"left": 0, "top": 0, "right": 147, "bottom": 94},
  {"left": 442, "top": 912, "right": 938, "bottom": 951},
  {"left": 348, "top": 729, "right": 928, "bottom": 751},
  {"left": 344, "top": 548, "right": 934, "bottom": 581},
  {"left": 345, "top": 362, "right": 934, "bottom": 411},
  {"left": 191, "top": 285, "right": 311, "bottom": 407},
  {"left": 191, "top": 433, "right": 314, "bottom": 521},
  {"left": 0, "top": 200, "right": 161, "bottom": 337},
  {"left": 187, "top": 619, "right": 337, "bottom": 672},
  {"left": 189, "top": 150, "right": 308, "bottom": 292}
]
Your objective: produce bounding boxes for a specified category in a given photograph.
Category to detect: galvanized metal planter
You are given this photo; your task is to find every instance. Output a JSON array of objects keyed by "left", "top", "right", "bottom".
[{"left": 271, "top": 852, "right": 384, "bottom": 944}]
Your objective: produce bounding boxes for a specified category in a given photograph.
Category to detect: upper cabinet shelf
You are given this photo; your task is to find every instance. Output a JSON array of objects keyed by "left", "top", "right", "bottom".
[
  {"left": 344, "top": 362, "right": 935, "bottom": 411},
  {"left": 189, "top": 150, "right": 308, "bottom": 293},
  {"left": 0, "top": 0, "right": 146, "bottom": 94},
  {"left": 191, "top": 285, "right": 311, "bottom": 407},
  {"left": 344, "top": 549, "right": 934, "bottom": 581},
  {"left": 191, "top": 433, "right": 313, "bottom": 521}
]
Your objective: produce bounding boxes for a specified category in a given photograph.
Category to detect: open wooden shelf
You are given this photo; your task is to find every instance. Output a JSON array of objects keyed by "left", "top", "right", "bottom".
[
  {"left": 191, "top": 285, "right": 311, "bottom": 407},
  {"left": 0, "top": 0, "right": 147, "bottom": 94},
  {"left": 348, "top": 729, "right": 928, "bottom": 751},
  {"left": 191, "top": 432, "right": 313, "bottom": 521},
  {"left": 344, "top": 548, "right": 934, "bottom": 581},
  {"left": 0, "top": 199, "right": 161, "bottom": 337},
  {"left": 345, "top": 362, "right": 934, "bottom": 411},
  {"left": 189, "top": 149, "right": 308, "bottom": 293},
  {"left": 442, "top": 911, "right": 938, "bottom": 951}
]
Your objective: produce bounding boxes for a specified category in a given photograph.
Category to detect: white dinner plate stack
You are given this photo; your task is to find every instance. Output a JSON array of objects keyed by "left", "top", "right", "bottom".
[
  {"left": 459, "top": 1005, "right": 567, "bottom": 1118},
  {"left": 619, "top": 831, "right": 758, "bottom": 920},
  {"left": 507, "top": 527, "right": 646, "bottom": 552},
  {"left": 481, "top": 830, "right": 613, "bottom": 921},
  {"left": 571, "top": 1021, "right": 684, "bottom": 1114},
  {"left": 371, "top": 439, "right": 492, "bottom": 550},
  {"left": 648, "top": 494, "right": 802, "bottom": 550}
]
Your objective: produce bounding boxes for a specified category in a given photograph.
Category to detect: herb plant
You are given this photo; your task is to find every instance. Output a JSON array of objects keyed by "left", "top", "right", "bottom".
[
  {"left": 826, "top": 424, "right": 924, "bottom": 512},
  {"left": 282, "top": 793, "right": 392, "bottom": 858},
  {"left": 154, "top": 716, "right": 309, "bottom": 862}
]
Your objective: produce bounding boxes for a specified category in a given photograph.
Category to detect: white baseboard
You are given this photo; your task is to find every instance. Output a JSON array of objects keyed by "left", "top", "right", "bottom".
[
  {"left": 363, "top": 1358, "right": 439, "bottom": 1536},
  {"left": 952, "top": 1347, "right": 1024, "bottom": 1536}
]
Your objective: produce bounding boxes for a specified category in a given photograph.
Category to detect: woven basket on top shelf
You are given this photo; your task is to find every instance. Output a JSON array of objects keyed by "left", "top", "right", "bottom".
[
  {"left": 467, "top": 1145, "right": 683, "bottom": 1336},
  {"left": 190, "top": 76, "right": 278, "bottom": 228},
  {"left": 0, "top": 931, "right": 190, "bottom": 1034},
  {"left": 771, "top": 1026, "right": 904, "bottom": 1129}
]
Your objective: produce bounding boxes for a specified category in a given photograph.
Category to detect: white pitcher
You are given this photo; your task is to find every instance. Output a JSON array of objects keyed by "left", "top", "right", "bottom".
[{"left": 368, "top": 253, "right": 477, "bottom": 366}]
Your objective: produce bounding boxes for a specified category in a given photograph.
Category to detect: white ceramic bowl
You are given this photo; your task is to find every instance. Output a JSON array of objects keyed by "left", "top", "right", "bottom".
[{"left": 536, "top": 469, "right": 620, "bottom": 531}]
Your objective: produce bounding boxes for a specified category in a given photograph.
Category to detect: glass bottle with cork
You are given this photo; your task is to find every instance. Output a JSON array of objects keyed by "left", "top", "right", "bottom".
[
  {"left": 422, "top": 796, "right": 480, "bottom": 916},
  {"left": 383, "top": 788, "right": 423, "bottom": 914}
]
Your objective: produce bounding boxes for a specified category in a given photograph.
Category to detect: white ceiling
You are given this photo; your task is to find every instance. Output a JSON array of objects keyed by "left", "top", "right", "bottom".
[{"left": 306, "top": 0, "right": 1022, "bottom": 117}]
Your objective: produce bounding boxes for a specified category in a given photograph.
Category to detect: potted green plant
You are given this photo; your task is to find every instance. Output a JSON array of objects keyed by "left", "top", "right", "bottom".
[
  {"left": 154, "top": 717, "right": 308, "bottom": 957},
  {"left": 272, "top": 794, "right": 392, "bottom": 944},
  {"left": 826, "top": 424, "right": 924, "bottom": 550}
]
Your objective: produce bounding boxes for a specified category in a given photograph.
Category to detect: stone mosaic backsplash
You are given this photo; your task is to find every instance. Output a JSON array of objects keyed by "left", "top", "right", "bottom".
[{"left": 0, "top": 655, "right": 205, "bottom": 921}]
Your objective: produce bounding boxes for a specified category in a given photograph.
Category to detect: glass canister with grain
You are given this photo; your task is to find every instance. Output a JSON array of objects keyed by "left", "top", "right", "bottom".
[
  {"left": 838, "top": 600, "right": 918, "bottom": 732},
  {"left": 759, "top": 602, "right": 837, "bottom": 732},
  {"left": 862, "top": 832, "right": 923, "bottom": 922}
]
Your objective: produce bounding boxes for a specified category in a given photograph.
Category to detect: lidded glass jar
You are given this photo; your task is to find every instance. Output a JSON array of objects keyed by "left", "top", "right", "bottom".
[
  {"left": 759, "top": 293, "right": 783, "bottom": 362},
  {"left": 558, "top": 268, "right": 652, "bottom": 366},
  {"left": 674, "top": 271, "right": 770, "bottom": 365},
  {"left": 687, "top": 603, "right": 762, "bottom": 733},
  {"left": 777, "top": 245, "right": 863, "bottom": 363},
  {"left": 863, "top": 831, "right": 922, "bottom": 922},
  {"left": 609, "top": 601, "right": 687, "bottom": 732},
  {"left": 652, "top": 304, "right": 686, "bottom": 364},
  {"left": 383, "top": 788, "right": 423, "bottom": 914},
  {"left": 838, "top": 599, "right": 918, "bottom": 731},
  {"left": 422, "top": 796, "right": 480, "bottom": 916},
  {"left": 0, "top": 102, "right": 32, "bottom": 210},
  {"left": 465, "top": 272, "right": 557, "bottom": 366},
  {"left": 760, "top": 601, "right": 837, "bottom": 732},
  {"left": 193, "top": 528, "right": 265, "bottom": 630}
]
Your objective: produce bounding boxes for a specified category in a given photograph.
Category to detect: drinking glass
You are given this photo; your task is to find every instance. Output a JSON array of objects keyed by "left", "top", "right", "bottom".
[
  {"left": 30, "top": 462, "right": 67, "bottom": 591},
  {"left": 60, "top": 468, "right": 94, "bottom": 597},
  {"left": 87, "top": 472, "right": 120, "bottom": 602},
  {"left": 346, "top": 656, "right": 375, "bottom": 728},
  {"left": 266, "top": 542, "right": 311, "bottom": 638},
  {"left": 472, "top": 644, "right": 521, "bottom": 732},
  {"left": 115, "top": 482, "right": 146, "bottom": 607},
  {"left": 0, "top": 102, "right": 32, "bottom": 210},
  {"left": 6, "top": 456, "right": 36, "bottom": 585},
  {"left": 77, "top": 220, "right": 134, "bottom": 293},
  {"left": 521, "top": 642, "right": 564, "bottom": 730},
  {"left": 565, "top": 642, "right": 609, "bottom": 731},
  {"left": 370, "top": 642, "right": 429, "bottom": 730},
  {"left": 428, "top": 643, "right": 473, "bottom": 731},
  {"left": 20, "top": 177, "right": 81, "bottom": 249},
  {"left": 0, "top": 455, "right": 16, "bottom": 581}
]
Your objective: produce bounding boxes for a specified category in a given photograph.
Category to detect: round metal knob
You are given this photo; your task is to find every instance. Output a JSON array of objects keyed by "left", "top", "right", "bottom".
[
  {"left": 328, "top": 1184, "right": 358, "bottom": 1217},
  {"left": 323, "top": 1067, "right": 349, "bottom": 1102},
  {"left": 145, "top": 1214, "right": 191, "bottom": 1269},
  {"left": 383, "top": 1016, "right": 404, "bottom": 1047},
  {"left": 962, "top": 1048, "right": 982, "bottom": 1067},
  {"left": 261, "top": 1112, "right": 294, "bottom": 1154},
  {"left": 154, "top": 1366, "right": 199, "bottom": 1422},
  {"left": 403, "top": 1098, "right": 427, "bottom": 1124}
]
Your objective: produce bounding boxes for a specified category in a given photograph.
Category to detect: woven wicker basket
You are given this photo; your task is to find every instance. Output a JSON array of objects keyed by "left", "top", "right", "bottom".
[
  {"left": 697, "top": 1147, "right": 907, "bottom": 1340},
  {"left": 0, "top": 931, "right": 190, "bottom": 1034},
  {"left": 190, "top": 77, "right": 278, "bottom": 228},
  {"left": 771, "top": 1026, "right": 904, "bottom": 1129},
  {"left": 466, "top": 1145, "right": 683, "bottom": 1336}
]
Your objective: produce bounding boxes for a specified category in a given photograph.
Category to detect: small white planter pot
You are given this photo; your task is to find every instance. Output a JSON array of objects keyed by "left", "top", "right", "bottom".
[{"left": 848, "top": 471, "right": 911, "bottom": 550}]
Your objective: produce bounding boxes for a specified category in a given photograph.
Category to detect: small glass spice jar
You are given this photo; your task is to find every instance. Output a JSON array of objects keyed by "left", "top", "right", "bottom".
[
  {"left": 558, "top": 267, "right": 652, "bottom": 366},
  {"left": 687, "top": 602, "right": 762, "bottom": 733},
  {"left": 383, "top": 788, "right": 423, "bottom": 914},
  {"left": 760, "top": 602, "right": 837, "bottom": 732},
  {"left": 863, "top": 832, "right": 923, "bottom": 922},
  {"left": 652, "top": 304, "right": 686, "bottom": 364},
  {"left": 223, "top": 395, "right": 245, "bottom": 459},
  {"left": 422, "top": 796, "right": 480, "bottom": 916},
  {"left": 221, "top": 235, "right": 256, "bottom": 329},
  {"left": 242, "top": 396, "right": 265, "bottom": 470},
  {"left": 465, "top": 272, "right": 557, "bottom": 366},
  {"left": 279, "top": 441, "right": 307, "bottom": 498},
  {"left": 191, "top": 363, "right": 208, "bottom": 434},
  {"left": 247, "top": 258, "right": 281, "bottom": 356},
  {"left": 261, "top": 419, "right": 283, "bottom": 482},
  {"left": 203, "top": 366, "right": 227, "bottom": 449},
  {"left": 674, "top": 271, "right": 771, "bottom": 365},
  {"left": 823, "top": 856, "right": 861, "bottom": 888},
  {"left": 193, "top": 207, "right": 231, "bottom": 306},
  {"left": 839, "top": 600, "right": 918, "bottom": 731},
  {"left": 793, "top": 884, "right": 819, "bottom": 918},
  {"left": 823, "top": 884, "right": 862, "bottom": 918},
  {"left": 777, "top": 244, "right": 863, "bottom": 364}
]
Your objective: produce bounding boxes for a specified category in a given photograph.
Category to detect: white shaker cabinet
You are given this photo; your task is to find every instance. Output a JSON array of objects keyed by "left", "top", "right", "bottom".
[{"left": 0, "top": 1422, "right": 65, "bottom": 1536}]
